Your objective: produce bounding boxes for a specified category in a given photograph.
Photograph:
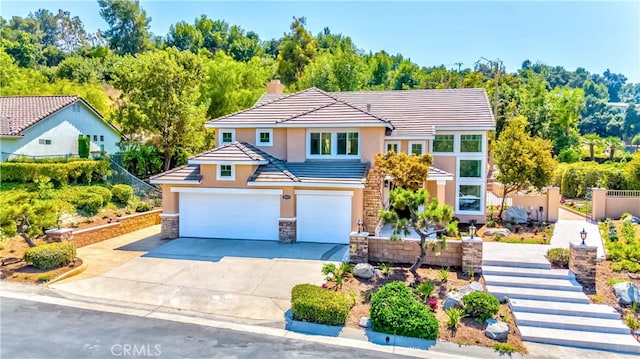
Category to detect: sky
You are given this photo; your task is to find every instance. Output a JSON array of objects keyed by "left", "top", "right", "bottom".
[{"left": 2, "top": 1, "right": 639, "bottom": 82}]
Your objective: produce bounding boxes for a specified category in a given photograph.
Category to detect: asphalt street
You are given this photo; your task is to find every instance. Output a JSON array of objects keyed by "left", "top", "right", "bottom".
[{"left": 1, "top": 297, "right": 411, "bottom": 359}]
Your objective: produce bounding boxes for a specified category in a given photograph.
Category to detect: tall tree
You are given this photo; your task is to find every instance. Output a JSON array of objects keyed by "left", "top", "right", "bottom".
[
  {"left": 112, "top": 48, "right": 206, "bottom": 170},
  {"left": 581, "top": 133, "right": 602, "bottom": 161},
  {"left": 167, "top": 21, "right": 203, "bottom": 53},
  {"left": 546, "top": 86, "right": 585, "bottom": 154},
  {"left": 98, "top": 0, "right": 151, "bottom": 55},
  {"left": 623, "top": 104, "right": 640, "bottom": 141},
  {"left": 603, "top": 136, "right": 624, "bottom": 161},
  {"left": 494, "top": 116, "right": 557, "bottom": 218},
  {"left": 276, "top": 17, "right": 317, "bottom": 86},
  {"left": 602, "top": 69, "right": 627, "bottom": 102}
]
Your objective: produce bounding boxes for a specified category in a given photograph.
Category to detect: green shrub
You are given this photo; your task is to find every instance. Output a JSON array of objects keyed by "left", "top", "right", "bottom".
[
  {"left": 445, "top": 307, "right": 466, "bottom": 329},
  {"left": 23, "top": 242, "right": 76, "bottom": 270},
  {"left": 416, "top": 281, "right": 435, "bottom": 301},
  {"left": 78, "top": 135, "right": 90, "bottom": 158},
  {"left": 0, "top": 160, "right": 110, "bottom": 184},
  {"left": 111, "top": 184, "right": 134, "bottom": 204},
  {"left": 291, "top": 284, "right": 350, "bottom": 326},
  {"left": 135, "top": 202, "right": 152, "bottom": 212},
  {"left": 370, "top": 281, "right": 439, "bottom": 339},
  {"left": 493, "top": 343, "right": 517, "bottom": 354},
  {"left": 546, "top": 248, "right": 570, "bottom": 268},
  {"left": 558, "top": 147, "right": 581, "bottom": 163},
  {"left": 87, "top": 186, "right": 112, "bottom": 204},
  {"left": 72, "top": 192, "right": 103, "bottom": 215},
  {"left": 463, "top": 292, "right": 500, "bottom": 322},
  {"left": 554, "top": 162, "right": 631, "bottom": 198}
]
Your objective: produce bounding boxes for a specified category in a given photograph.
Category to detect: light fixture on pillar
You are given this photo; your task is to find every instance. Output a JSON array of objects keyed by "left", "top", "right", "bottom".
[
  {"left": 469, "top": 219, "right": 477, "bottom": 239},
  {"left": 539, "top": 206, "right": 544, "bottom": 222},
  {"left": 57, "top": 217, "right": 62, "bottom": 230},
  {"left": 580, "top": 228, "right": 587, "bottom": 245},
  {"left": 357, "top": 220, "right": 363, "bottom": 234}
]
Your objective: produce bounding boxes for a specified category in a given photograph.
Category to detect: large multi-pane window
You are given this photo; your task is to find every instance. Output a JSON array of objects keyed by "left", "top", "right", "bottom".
[
  {"left": 310, "top": 132, "right": 332, "bottom": 155},
  {"left": 458, "top": 185, "right": 482, "bottom": 211},
  {"left": 337, "top": 132, "right": 358, "bottom": 155},
  {"left": 433, "top": 135, "right": 454, "bottom": 152},
  {"left": 309, "top": 131, "right": 359, "bottom": 157},
  {"left": 460, "top": 134, "right": 482, "bottom": 152}
]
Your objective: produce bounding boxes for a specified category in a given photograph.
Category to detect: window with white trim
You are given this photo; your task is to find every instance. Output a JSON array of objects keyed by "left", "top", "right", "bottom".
[
  {"left": 337, "top": 132, "right": 358, "bottom": 155},
  {"left": 409, "top": 141, "right": 425, "bottom": 155},
  {"left": 458, "top": 184, "right": 482, "bottom": 212},
  {"left": 433, "top": 135, "right": 454, "bottom": 153},
  {"left": 220, "top": 130, "right": 235, "bottom": 145},
  {"left": 385, "top": 141, "right": 400, "bottom": 153},
  {"left": 93, "top": 135, "right": 98, "bottom": 141},
  {"left": 256, "top": 129, "right": 273, "bottom": 146},
  {"left": 38, "top": 139, "right": 52, "bottom": 145},
  {"left": 217, "top": 164, "right": 235, "bottom": 180},
  {"left": 308, "top": 130, "right": 359, "bottom": 158},
  {"left": 459, "top": 159, "right": 482, "bottom": 178},
  {"left": 460, "top": 134, "right": 482, "bottom": 152}
]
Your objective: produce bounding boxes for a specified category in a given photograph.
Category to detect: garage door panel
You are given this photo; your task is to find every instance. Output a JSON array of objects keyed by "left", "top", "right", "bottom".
[
  {"left": 179, "top": 192, "right": 279, "bottom": 240},
  {"left": 297, "top": 193, "right": 351, "bottom": 244}
]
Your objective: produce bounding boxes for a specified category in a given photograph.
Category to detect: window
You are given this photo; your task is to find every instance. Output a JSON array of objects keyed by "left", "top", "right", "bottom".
[
  {"left": 100, "top": 135, "right": 104, "bottom": 142},
  {"left": 385, "top": 142, "right": 400, "bottom": 153},
  {"left": 459, "top": 160, "right": 482, "bottom": 178},
  {"left": 433, "top": 135, "right": 454, "bottom": 153},
  {"left": 309, "top": 132, "right": 332, "bottom": 155},
  {"left": 458, "top": 185, "right": 482, "bottom": 211},
  {"left": 256, "top": 129, "right": 273, "bottom": 146},
  {"left": 99, "top": 144, "right": 105, "bottom": 152},
  {"left": 460, "top": 134, "right": 482, "bottom": 152},
  {"left": 38, "top": 139, "right": 52, "bottom": 145},
  {"left": 337, "top": 132, "right": 358, "bottom": 155},
  {"left": 93, "top": 135, "right": 98, "bottom": 141},
  {"left": 220, "top": 130, "right": 235, "bottom": 145},
  {"left": 217, "top": 164, "right": 235, "bottom": 180},
  {"left": 409, "top": 141, "right": 424, "bottom": 155}
]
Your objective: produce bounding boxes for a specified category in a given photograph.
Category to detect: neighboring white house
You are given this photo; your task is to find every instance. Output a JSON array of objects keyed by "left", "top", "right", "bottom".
[{"left": 0, "top": 96, "right": 120, "bottom": 161}]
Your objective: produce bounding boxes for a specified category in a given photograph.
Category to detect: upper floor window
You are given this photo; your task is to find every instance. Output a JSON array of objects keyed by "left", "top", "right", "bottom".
[
  {"left": 38, "top": 139, "right": 52, "bottom": 145},
  {"left": 256, "top": 129, "right": 273, "bottom": 146},
  {"left": 459, "top": 159, "right": 482, "bottom": 178},
  {"left": 217, "top": 164, "right": 235, "bottom": 180},
  {"left": 409, "top": 141, "right": 425, "bottom": 155},
  {"left": 460, "top": 134, "right": 482, "bottom": 152},
  {"left": 433, "top": 135, "right": 454, "bottom": 153},
  {"left": 385, "top": 142, "right": 400, "bottom": 153},
  {"left": 100, "top": 135, "right": 104, "bottom": 142},
  {"left": 308, "top": 130, "right": 359, "bottom": 158},
  {"left": 220, "top": 130, "right": 235, "bottom": 145},
  {"left": 93, "top": 135, "right": 98, "bottom": 141}
]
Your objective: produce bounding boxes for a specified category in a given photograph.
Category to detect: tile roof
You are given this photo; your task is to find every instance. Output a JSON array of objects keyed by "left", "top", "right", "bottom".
[
  {"left": 189, "top": 141, "right": 268, "bottom": 163},
  {"left": 149, "top": 164, "right": 202, "bottom": 183},
  {"left": 0, "top": 96, "right": 80, "bottom": 136},
  {"left": 206, "top": 87, "right": 393, "bottom": 129},
  {"left": 249, "top": 160, "right": 369, "bottom": 185},
  {"left": 428, "top": 166, "right": 454, "bottom": 178},
  {"left": 256, "top": 88, "right": 495, "bottom": 135}
]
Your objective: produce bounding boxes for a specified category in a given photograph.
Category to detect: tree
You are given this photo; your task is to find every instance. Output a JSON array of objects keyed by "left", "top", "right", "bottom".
[
  {"left": 627, "top": 152, "right": 640, "bottom": 189},
  {"left": 623, "top": 104, "right": 640, "bottom": 141},
  {"left": 581, "top": 133, "right": 602, "bottom": 161},
  {"left": 494, "top": 116, "right": 557, "bottom": 218},
  {"left": 0, "top": 192, "right": 58, "bottom": 247},
  {"left": 167, "top": 21, "right": 202, "bottom": 53},
  {"left": 112, "top": 48, "right": 206, "bottom": 170},
  {"left": 374, "top": 151, "right": 432, "bottom": 192},
  {"left": 602, "top": 69, "right": 627, "bottom": 102},
  {"left": 603, "top": 136, "right": 624, "bottom": 161},
  {"left": 546, "top": 87, "right": 585, "bottom": 154},
  {"left": 98, "top": 0, "right": 151, "bottom": 55},
  {"left": 276, "top": 17, "right": 317, "bottom": 86}
]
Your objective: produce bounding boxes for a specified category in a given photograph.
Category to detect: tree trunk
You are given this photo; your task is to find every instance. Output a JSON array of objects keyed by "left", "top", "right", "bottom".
[
  {"left": 590, "top": 145, "right": 595, "bottom": 161},
  {"left": 17, "top": 217, "right": 36, "bottom": 248},
  {"left": 409, "top": 235, "right": 427, "bottom": 279},
  {"left": 163, "top": 153, "right": 171, "bottom": 172},
  {"left": 609, "top": 147, "right": 614, "bottom": 161}
]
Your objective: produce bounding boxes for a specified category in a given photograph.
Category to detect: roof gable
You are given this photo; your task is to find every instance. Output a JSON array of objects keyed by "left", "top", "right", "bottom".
[{"left": 188, "top": 141, "right": 268, "bottom": 164}]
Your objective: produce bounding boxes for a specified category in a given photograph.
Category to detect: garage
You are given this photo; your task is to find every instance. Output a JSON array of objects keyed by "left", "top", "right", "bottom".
[
  {"left": 296, "top": 190, "right": 353, "bottom": 244},
  {"left": 177, "top": 189, "right": 281, "bottom": 240}
]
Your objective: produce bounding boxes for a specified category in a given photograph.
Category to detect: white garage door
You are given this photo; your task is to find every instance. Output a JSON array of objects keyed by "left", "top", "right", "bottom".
[
  {"left": 296, "top": 190, "right": 352, "bottom": 244},
  {"left": 178, "top": 190, "right": 280, "bottom": 240}
]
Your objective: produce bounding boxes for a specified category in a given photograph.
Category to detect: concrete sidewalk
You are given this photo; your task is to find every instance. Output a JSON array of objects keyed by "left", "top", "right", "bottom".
[{"left": 551, "top": 208, "right": 605, "bottom": 259}]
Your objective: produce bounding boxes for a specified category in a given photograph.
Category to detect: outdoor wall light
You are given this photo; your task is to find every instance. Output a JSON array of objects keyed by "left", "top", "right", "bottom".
[
  {"left": 580, "top": 228, "right": 588, "bottom": 245},
  {"left": 357, "top": 220, "right": 363, "bottom": 234}
]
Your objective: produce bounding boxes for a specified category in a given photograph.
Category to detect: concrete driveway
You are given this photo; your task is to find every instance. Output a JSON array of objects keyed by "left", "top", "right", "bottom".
[{"left": 51, "top": 236, "right": 348, "bottom": 326}]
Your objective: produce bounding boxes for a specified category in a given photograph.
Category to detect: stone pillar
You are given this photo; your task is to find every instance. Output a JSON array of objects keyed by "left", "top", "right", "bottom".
[
  {"left": 363, "top": 168, "right": 382, "bottom": 235},
  {"left": 44, "top": 228, "right": 74, "bottom": 243},
  {"left": 279, "top": 219, "right": 297, "bottom": 243},
  {"left": 160, "top": 214, "right": 179, "bottom": 239},
  {"left": 462, "top": 237, "right": 483, "bottom": 274},
  {"left": 590, "top": 188, "right": 607, "bottom": 222},
  {"left": 545, "top": 186, "right": 560, "bottom": 222},
  {"left": 349, "top": 232, "right": 369, "bottom": 263},
  {"left": 436, "top": 180, "right": 446, "bottom": 204},
  {"left": 569, "top": 242, "right": 597, "bottom": 288}
]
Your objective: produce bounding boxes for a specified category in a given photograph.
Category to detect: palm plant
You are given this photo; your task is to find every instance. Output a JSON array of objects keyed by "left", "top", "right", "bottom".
[
  {"left": 604, "top": 136, "right": 624, "bottom": 161},
  {"left": 416, "top": 281, "right": 435, "bottom": 302},
  {"left": 581, "top": 133, "right": 602, "bottom": 161}
]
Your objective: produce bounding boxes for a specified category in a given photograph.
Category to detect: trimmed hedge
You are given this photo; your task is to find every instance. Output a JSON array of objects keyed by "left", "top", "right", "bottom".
[
  {"left": 553, "top": 162, "right": 632, "bottom": 198},
  {"left": 87, "top": 186, "right": 112, "bottom": 204},
  {"left": 0, "top": 160, "right": 110, "bottom": 185},
  {"left": 112, "top": 184, "right": 134, "bottom": 204},
  {"left": 135, "top": 202, "right": 152, "bottom": 212},
  {"left": 72, "top": 192, "right": 103, "bottom": 215},
  {"left": 291, "top": 284, "right": 350, "bottom": 326},
  {"left": 370, "top": 281, "right": 439, "bottom": 339},
  {"left": 23, "top": 242, "right": 77, "bottom": 270},
  {"left": 463, "top": 292, "right": 500, "bottom": 322}
]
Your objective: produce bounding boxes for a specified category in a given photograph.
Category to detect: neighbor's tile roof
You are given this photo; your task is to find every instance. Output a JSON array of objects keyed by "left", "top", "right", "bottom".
[
  {"left": 256, "top": 88, "right": 495, "bottom": 135},
  {"left": 206, "top": 88, "right": 393, "bottom": 129},
  {"left": 149, "top": 164, "right": 202, "bottom": 183},
  {"left": 0, "top": 96, "right": 79, "bottom": 136},
  {"left": 189, "top": 141, "right": 267, "bottom": 163}
]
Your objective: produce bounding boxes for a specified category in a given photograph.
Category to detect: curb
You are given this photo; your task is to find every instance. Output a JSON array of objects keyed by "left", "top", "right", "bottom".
[{"left": 47, "top": 260, "right": 88, "bottom": 285}]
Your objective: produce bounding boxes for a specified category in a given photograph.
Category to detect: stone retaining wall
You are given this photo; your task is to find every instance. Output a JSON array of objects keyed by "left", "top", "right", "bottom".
[{"left": 351, "top": 235, "right": 463, "bottom": 267}]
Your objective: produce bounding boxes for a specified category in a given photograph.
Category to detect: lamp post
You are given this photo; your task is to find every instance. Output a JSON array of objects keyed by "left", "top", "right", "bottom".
[
  {"left": 580, "top": 228, "right": 587, "bottom": 245},
  {"left": 357, "top": 220, "right": 363, "bottom": 234},
  {"left": 538, "top": 206, "right": 544, "bottom": 223},
  {"left": 469, "top": 219, "right": 477, "bottom": 239}
]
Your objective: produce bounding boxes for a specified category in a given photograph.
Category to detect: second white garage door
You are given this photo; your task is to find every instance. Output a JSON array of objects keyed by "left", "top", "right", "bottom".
[
  {"left": 296, "top": 190, "right": 352, "bottom": 244},
  {"left": 178, "top": 190, "right": 280, "bottom": 240}
]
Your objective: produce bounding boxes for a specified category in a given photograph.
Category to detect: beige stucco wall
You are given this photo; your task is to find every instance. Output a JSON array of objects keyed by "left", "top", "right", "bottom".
[
  {"left": 281, "top": 187, "right": 295, "bottom": 217},
  {"left": 605, "top": 197, "right": 640, "bottom": 219},
  {"left": 199, "top": 164, "right": 257, "bottom": 187},
  {"left": 162, "top": 185, "right": 179, "bottom": 214},
  {"left": 432, "top": 156, "right": 457, "bottom": 207},
  {"left": 360, "top": 128, "right": 385, "bottom": 163},
  {"left": 286, "top": 128, "right": 306, "bottom": 162},
  {"left": 510, "top": 195, "right": 549, "bottom": 221}
]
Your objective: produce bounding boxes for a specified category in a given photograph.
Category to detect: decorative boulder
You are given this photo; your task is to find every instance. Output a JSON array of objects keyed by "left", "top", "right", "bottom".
[
  {"left": 359, "top": 317, "right": 371, "bottom": 328},
  {"left": 485, "top": 321, "right": 510, "bottom": 341},
  {"left": 353, "top": 263, "right": 375, "bottom": 279},
  {"left": 504, "top": 206, "right": 529, "bottom": 224},
  {"left": 483, "top": 228, "right": 511, "bottom": 237},
  {"left": 459, "top": 281, "right": 484, "bottom": 296},
  {"left": 613, "top": 281, "right": 640, "bottom": 306},
  {"left": 444, "top": 291, "right": 464, "bottom": 310}
]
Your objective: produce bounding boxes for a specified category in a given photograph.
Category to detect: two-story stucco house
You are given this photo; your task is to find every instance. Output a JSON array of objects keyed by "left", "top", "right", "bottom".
[
  {"left": 0, "top": 96, "right": 120, "bottom": 161},
  {"left": 151, "top": 82, "right": 495, "bottom": 244}
]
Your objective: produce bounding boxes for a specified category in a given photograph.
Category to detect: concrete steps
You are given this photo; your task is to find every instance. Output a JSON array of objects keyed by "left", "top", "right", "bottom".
[
  {"left": 509, "top": 298, "right": 620, "bottom": 319},
  {"left": 518, "top": 326, "right": 640, "bottom": 354},
  {"left": 485, "top": 285, "right": 590, "bottom": 303},
  {"left": 512, "top": 312, "right": 630, "bottom": 334},
  {"left": 482, "top": 265, "right": 572, "bottom": 280},
  {"left": 482, "top": 259, "right": 550, "bottom": 270},
  {"left": 483, "top": 274, "right": 582, "bottom": 292}
]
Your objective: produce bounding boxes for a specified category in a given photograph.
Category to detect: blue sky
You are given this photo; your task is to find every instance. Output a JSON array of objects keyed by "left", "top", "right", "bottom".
[{"left": 3, "top": 1, "right": 639, "bottom": 82}]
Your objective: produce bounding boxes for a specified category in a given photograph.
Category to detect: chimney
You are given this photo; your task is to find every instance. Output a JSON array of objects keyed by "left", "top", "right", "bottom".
[
  {"left": 266, "top": 79, "right": 285, "bottom": 94},
  {"left": 366, "top": 104, "right": 371, "bottom": 112}
]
